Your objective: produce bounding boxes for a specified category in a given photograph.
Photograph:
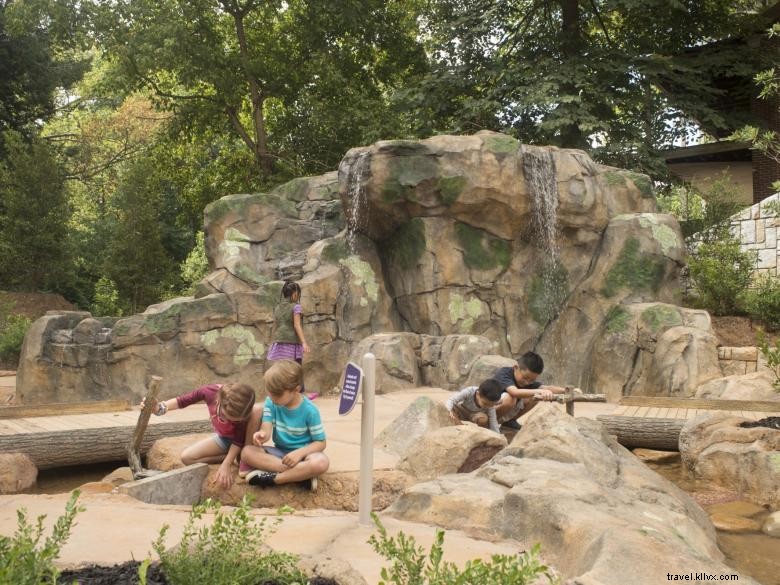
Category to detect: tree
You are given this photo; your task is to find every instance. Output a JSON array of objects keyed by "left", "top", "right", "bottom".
[
  {"left": 406, "top": 0, "right": 767, "bottom": 175},
  {"left": 90, "top": 0, "right": 428, "bottom": 177}
]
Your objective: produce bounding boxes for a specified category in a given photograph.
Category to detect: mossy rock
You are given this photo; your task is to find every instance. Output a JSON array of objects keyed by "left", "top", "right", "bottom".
[
  {"left": 205, "top": 191, "right": 298, "bottom": 224},
  {"left": 527, "top": 261, "right": 570, "bottom": 326},
  {"left": 384, "top": 218, "right": 426, "bottom": 271},
  {"left": 604, "top": 305, "right": 631, "bottom": 335},
  {"left": 381, "top": 154, "right": 439, "bottom": 203},
  {"left": 322, "top": 239, "right": 349, "bottom": 264},
  {"left": 602, "top": 238, "right": 666, "bottom": 298},
  {"left": 602, "top": 170, "right": 654, "bottom": 199},
  {"left": 271, "top": 177, "right": 313, "bottom": 203},
  {"left": 640, "top": 305, "right": 682, "bottom": 333},
  {"left": 482, "top": 134, "right": 520, "bottom": 155},
  {"left": 437, "top": 175, "right": 467, "bottom": 205},
  {"left": 454, "top": 222, "right": 511, "bottom": 271}
]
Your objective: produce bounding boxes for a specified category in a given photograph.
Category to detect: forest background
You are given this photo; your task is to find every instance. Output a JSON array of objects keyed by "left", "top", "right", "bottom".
[{"left": 0, "top": 0, "right": 778, "bottom": 320}]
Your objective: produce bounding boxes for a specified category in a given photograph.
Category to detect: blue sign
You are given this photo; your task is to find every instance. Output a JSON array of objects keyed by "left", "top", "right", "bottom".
[{"left": 338, "top": 362, "right": 363, "bottom": 416}]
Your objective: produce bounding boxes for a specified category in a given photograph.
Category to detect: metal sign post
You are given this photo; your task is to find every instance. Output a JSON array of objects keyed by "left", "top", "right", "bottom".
[{"left": 358, "top": 352, "right": 375, "bottom": 526}]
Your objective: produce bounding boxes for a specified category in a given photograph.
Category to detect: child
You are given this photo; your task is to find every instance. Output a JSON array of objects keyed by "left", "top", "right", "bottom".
[
  {"left": 268, "top": 280, "right": 315, "bottom": 398},
  {"left": 242, "top": 360, "right": 328, "bottom": 490},
  {"left": 144, "top": 382, "right": 258, "bottom": 489},
  {"left": 445, "top": 379, "right": 503, "bottom": 433},
  {"left": 494, "top": 351, "right": 580, "bottom": 430}
]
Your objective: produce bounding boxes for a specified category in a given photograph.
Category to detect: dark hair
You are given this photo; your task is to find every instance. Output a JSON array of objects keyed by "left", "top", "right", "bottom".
[
  {"left": 477, "top": 379, "right": 503, "bottom": 402},
  {"left": 281, "top": 280, "right": 301, "bottom": 300},
  {"left": 518, "top": 351, "right": 544, "bottom": 374}
]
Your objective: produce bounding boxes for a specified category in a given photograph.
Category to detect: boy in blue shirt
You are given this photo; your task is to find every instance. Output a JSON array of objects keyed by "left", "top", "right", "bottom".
[{"left": 243, "top": 360, "right": 328, "bottom": 491}]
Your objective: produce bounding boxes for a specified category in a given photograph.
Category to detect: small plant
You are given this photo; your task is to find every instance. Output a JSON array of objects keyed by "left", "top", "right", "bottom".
[
  {"left": 153, "top": 496, "right": 306, "bottom": 585},
  {"left": 368, "top": 513, "right": 557, "bottom": 585},
  {"left": 757, "top": 329, "right": 780, "bottom": 392},
  {"left": 0, "top": 490, "right": 82, "bottom": 585},
  {"left": 0, "top": 300, "right": 31, "bottom": 366},
  {"left": 744, "top": 275, "right": 780, "bottom": 331},
  {"left": 686, "top": 238, "right": 755, "bottom": 315}
]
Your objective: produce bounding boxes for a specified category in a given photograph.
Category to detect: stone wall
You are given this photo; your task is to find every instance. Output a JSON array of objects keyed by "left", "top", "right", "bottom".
[
  {"left": 718, "top": 346, "right": 762, "bottom": 376},
  {"left": 731, "top": 192, "right": 780, "bottom": 278}
]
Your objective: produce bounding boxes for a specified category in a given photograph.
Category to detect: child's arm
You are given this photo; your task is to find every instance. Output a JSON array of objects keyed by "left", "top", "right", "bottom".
[
  {"left": 445, "top": 387, "right": 470, "bottom": 424},
  {"left": 293, "top": 310, "right": 310, "bottom": 353},
  {"left": 214, "top": 443, "right": 241, "bottom": 489},
  {"left": 281, "top": 440, "right": 326, "bottom": 467},
  {"left": 253, "top": 421, "right": 273, "bottom": 446},
  {"left": 243, "top": 404, "right": 264, "bottom": 445},
  {"left": 141, "top": 397, "right": 181, "bottom": 416}
]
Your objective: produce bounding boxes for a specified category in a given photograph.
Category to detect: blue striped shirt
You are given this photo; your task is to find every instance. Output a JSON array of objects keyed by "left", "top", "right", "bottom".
[{"left": 262, "top": 396, "right": 326, "bottom": 450}]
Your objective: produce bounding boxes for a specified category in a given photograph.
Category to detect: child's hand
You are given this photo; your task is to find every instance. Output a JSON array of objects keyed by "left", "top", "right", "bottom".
[
  {"left": 448, "top": 411, "right": 461, "bottom": 425},
  {"left": 253, "top": 430, "right": 268, "bottom": 446},
  {"left": 281, "top": 450, "right": 304, "bottom": 467},
  {"left": 302, "top": 342, "right": 311, "bottom": 354},
  {"left": 533, "top": 389, "right": 555, "bottom": 401},
  {"left": 214, "top": 463, "right": 233, "bottom": 489}
]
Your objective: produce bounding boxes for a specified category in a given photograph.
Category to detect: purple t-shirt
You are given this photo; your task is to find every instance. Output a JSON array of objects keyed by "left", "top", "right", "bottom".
[{"left": 176, "top": 384, "right": 248, "bottom": 447}]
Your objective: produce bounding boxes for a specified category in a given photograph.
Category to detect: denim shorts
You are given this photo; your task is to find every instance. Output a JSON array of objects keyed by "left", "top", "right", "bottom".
[
  {"left": 212, "top": 434, "right": 232, "bottom": 452},
  {"left": 264, "top": 445, "right": 294, "bottom": 459}
]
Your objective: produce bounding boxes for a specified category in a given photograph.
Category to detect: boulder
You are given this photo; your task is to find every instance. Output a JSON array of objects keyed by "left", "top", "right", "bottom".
[
  {"left": 397, "top": 425, "right": 507, "bottom": 481},
  {"left": 375, "top": 396, "right": 453, "bottom": 457},
  {"left": 387, "top": 404, "right": 757, "bottom": 585},
  {"left": 0, "top": 453, "right": 37, "bottom": 494},
  {"left": 679, "top": 414, "right": 780, "bottom": 508},
  {"left": 763, "top": 511, "right": 780, "bottom": 537},
  {"left": 695, "top": 370, "right": 780, "bottom": 401},
  {"left": 463, "top": 354, "right": 516, "bottom": 387},
  {"left": 297, "top": 555, "right": 368, "bottom": 585}
]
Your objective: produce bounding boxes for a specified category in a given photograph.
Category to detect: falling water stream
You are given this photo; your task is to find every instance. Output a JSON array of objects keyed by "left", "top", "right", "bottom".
[{"left": 345, "top": 151, "right": 370, "bottom": 256}]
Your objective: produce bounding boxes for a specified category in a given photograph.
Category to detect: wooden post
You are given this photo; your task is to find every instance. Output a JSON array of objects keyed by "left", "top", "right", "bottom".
[
  {"left": 551, "top": 392, "right": 606, "bottom": 416},
  {"left": 127, "top": 376, "right": 162, "bottom": 478}
]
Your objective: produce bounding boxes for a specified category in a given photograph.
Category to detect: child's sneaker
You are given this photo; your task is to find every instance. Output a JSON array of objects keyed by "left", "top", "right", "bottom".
[
  {"left": 300, "top": 476, "right": 318, "bottom": 492},
  {"left": 246, "top": 470, "right": 277, "bottom": 488},
  {"left": 500, "top": 419, "right": 522, "bottom": 431}
]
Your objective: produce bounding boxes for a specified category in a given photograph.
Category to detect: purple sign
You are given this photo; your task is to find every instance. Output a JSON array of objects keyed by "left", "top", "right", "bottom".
[{"left": 338, "top": 362, "right": 363, "bottom": 416}]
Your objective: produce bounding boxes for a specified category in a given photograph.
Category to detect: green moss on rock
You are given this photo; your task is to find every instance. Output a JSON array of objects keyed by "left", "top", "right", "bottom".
[
  {"left": 381, "top": 153, "right": 439, "bottom": 203},
  {"left": 604, "top": 305, "right": 631, "bottom": 334},
  {"left": 455, "top": 222, "right": 511, "bottom": 271},
  {"left": 449, "top": 292, "right": 484, "bottom": 332},
  {"left": 527, "top": 261, "right": 569, "bottom": 326},
  {"left": 483, "top": 135, "right": 520, "bottom": 155},
  {"left": 602, "top": 238, "right": 666, "bottom": 298},
  {"left": 438, "top": 176, "right": 467, "bottom": 205},
  {"left": 322, "top": 239, "right": 349, "bottom": 264},
  {"left": 385, "top": 218, "right": 426, "bottom": 270},
  {"left": 641, "top": 305, "right": 682, "bottom": 333},
  {"left": 602, "top": 170, "right": 654, "bottom": 199},
  {"left": 271, "top": 177, "right": 311, "bottom": 202}
]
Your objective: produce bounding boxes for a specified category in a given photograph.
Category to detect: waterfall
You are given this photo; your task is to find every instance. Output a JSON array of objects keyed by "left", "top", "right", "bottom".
[{"left": 345, "top": 151, "right": 370, "bottom": 255}]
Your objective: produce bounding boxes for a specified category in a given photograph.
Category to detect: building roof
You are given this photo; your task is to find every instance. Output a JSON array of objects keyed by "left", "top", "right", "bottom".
[{"left": 663, "top": 140, "right": 752, "bottom": 164}]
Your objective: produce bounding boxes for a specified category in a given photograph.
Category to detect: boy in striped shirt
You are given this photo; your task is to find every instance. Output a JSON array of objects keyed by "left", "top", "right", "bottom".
[{"left": 242, "top": 360, "right": 329, "bottom": 491}]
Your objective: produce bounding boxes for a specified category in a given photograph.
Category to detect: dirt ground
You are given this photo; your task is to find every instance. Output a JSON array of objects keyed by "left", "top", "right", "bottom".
[
  {"left": 710, "top": 315, "right": 779, "bottom": 347},
  {"left": 0, "top": 291, "right": 76, "bottom": 320}
]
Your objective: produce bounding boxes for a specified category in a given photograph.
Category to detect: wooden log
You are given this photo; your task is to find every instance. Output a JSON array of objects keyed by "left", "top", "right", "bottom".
[
  {"left": 127, "top": 376, "right": 161, "bottom": 477},
  {"left": 0, "top": 419, "right": 212, "bottom": 470},
  {"left": 0, "top": 400, "right": 130, "bottom": 419},
  {"left": 596, "top": 415, "right": 684, "bottom": 451}
]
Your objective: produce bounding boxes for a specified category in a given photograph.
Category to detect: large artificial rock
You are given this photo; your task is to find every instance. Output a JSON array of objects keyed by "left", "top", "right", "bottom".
[
  {"left": 397, "top": 425, "right": 508, "bottom": 481},
  {"left": 695, "top": 370, "right": 780, "bottom": 401},
  {"left": 587, "top": 303, "right": 721, "bottom": 401},
  {"left": 387, "top": 404, "right": 756, "bottom": 585},
  {"left": 0, "top": 453, "right": 37, "bottom": 494},
  {"left": 20, "top": 132, "right": 711, "bottom": 402},
  {"left": 679, "top": 414, "right": 780, "bottom": 508},
  {"left": 375, "top": 396, "right": 453, "bottom": 457}
]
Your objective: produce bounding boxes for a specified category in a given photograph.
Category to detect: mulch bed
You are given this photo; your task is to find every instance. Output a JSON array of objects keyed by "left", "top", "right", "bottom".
[{"left": 59, "top": 561, "right": 340, "bottom": 585}]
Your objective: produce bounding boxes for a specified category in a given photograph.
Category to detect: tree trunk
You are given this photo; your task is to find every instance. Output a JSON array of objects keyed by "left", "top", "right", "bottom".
[
  {"left": 596, "top": 415, "right": 684, "bottom": 451},
  {"left": 559, "top": 0, "right": 586, "bottom": 149}
]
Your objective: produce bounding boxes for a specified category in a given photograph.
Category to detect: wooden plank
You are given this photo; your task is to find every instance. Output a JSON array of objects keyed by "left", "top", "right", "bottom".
[
  {"left": 678, "top": 408, "right": 688, "bottom": 419},
  {"left": 634, "top": 406, "right": 650, "bottom": 418},
  {"left": 618, "top": 396, "right": 780, "bottom": 412},
  {"left": 0, "top": 400, "right": 130, "bottom": 419},
  {"left": 646, "top": 407, "right": 660, "bottom": 418},
  {"left": 612, "top": 406, "right": 630, "bottom": 416}
]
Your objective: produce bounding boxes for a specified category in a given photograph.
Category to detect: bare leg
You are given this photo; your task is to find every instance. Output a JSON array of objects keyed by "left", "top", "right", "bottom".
[
  {"left": 181, "top": 437, "right": 227, "bottom": 465},
  {"left": 275, "top": 452, "right": 329, "bottom": 485},
  {"left": 241, "top": 445, "right": 290, "bottom": 473}
]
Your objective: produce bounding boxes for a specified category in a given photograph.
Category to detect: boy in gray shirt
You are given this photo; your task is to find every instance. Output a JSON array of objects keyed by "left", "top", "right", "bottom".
[{"left": 445, "top": 379, "right": 503, "bottom": 433}]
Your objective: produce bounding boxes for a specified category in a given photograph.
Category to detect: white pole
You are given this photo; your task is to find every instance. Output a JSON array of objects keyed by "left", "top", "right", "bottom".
[{"left": 358, "top": 352, "right": 376, "bottom": 526}]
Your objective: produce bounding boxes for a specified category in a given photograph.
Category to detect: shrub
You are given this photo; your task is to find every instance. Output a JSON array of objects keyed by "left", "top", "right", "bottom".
[
  {"left": 180, "top": 231, "right": 210, "bottom": 293},
  {"left": 0, "top": 490, "right": 82, "bottom": 585},
  {"left": 90, "top": 276, "right": 125, "bottom": 317},
  {"left": 152, "top": 497, "right": 306, "bottom": 585},
  {"left": 686, "top": 238, "right": 755, "bottom": 315},
  {"left": 744, "top": 275, "right": 780, "bottom": 331},
  {"left": 0, "top": 301, "right": 32, "bottom": 366},
  {"left": 756, "top": 329, "right": 780, "bottom": 392},
  {"left": 368, "top": 513, "right": 557, "bottom": 585}
]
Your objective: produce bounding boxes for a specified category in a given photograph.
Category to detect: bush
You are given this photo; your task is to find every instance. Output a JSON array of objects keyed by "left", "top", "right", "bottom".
[
  {"left": 744, "top": 275, "right": 780, "bottom": 331},
  {"left": 687, "top": 238, "right": 755, "bottom": 316},
  {"left": 756, "top": 329, "right": 780, "bottom": 392},
  {"left": 0, "top": 301, "right": 32, "bottom": 366},
  {"left": 90, "top": 276, "right": 125, "bottom": 317},
  {"left": 0, "top": 490, "right": 82, "bottom": 585},
  {"left": 152, "top": 497, "right": 306, "bottom": 585},
  {"left": 368, "top": 513, "right": 557, "bottom": 585}
]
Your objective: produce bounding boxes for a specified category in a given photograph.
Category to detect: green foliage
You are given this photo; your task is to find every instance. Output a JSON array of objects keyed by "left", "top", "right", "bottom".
[
  {"left": 368, "top": 513, "right": 556, "bottom": 585},
  {"left": 604, "top": 305, "right": 631, "bottom": 334},
  {"left": 0, "top": 490, "right": 82, "bottom": 585},
  {"left": 153, "top": 497, "right": 306, "bottom": 585},
  {"left": 743, "top": 275, "right": 780, "bottom": 332},
  {"left": 640, "top": 305, "right": 682, "bottom": 333},
  {"left": 385, "top": 218, "right": 427, "bottom": 271},
  {"left": 687, "top": 238, "right": 755, "bottom": 316},
  {"left": 528, "top": 260, "right": 569, "bottom": 326},
  {"left": 602, "top": 238, "right": 665, "bottom": 298},
  {"left": 756, "top": 329, "right": 780, "bottom": 392},
  {"left": 90, "top": 276, "right": 124, "bottom": 317},
  {"left": 454, "top": 222, "right": 510, "bottom": 271},
  {"left": 180, "top": 231, "right": 210, "bottom": 293},
  {"left": 0, "top": 131, "right": 73, "bottom": 292},
  {"left": 0, "top": 300, "right": 32, "bottom": 365}
]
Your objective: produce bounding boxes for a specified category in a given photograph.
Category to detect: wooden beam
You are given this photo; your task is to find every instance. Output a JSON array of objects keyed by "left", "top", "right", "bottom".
[
  {"left": 0, "top": 400, "right": 131, "bottom": 419},
  {"left": 597, "top": 415, "right": 684, "bottom": 451},
  {"left": 619, "top": 396, "right": 780, "bottom": 412}
]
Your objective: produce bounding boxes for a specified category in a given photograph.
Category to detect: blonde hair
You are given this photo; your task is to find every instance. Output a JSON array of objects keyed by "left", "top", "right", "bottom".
[
  {"left": 264, "top": 360, "right": 302, "bottom": 396},
  {"left": 217, "top": 382, "right": 256, "bottom": 419}
]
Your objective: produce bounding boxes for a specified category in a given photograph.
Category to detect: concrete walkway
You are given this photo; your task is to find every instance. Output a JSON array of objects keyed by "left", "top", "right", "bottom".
[{"left": 0, "top": 387, "right": 618, "bottom": 583}]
